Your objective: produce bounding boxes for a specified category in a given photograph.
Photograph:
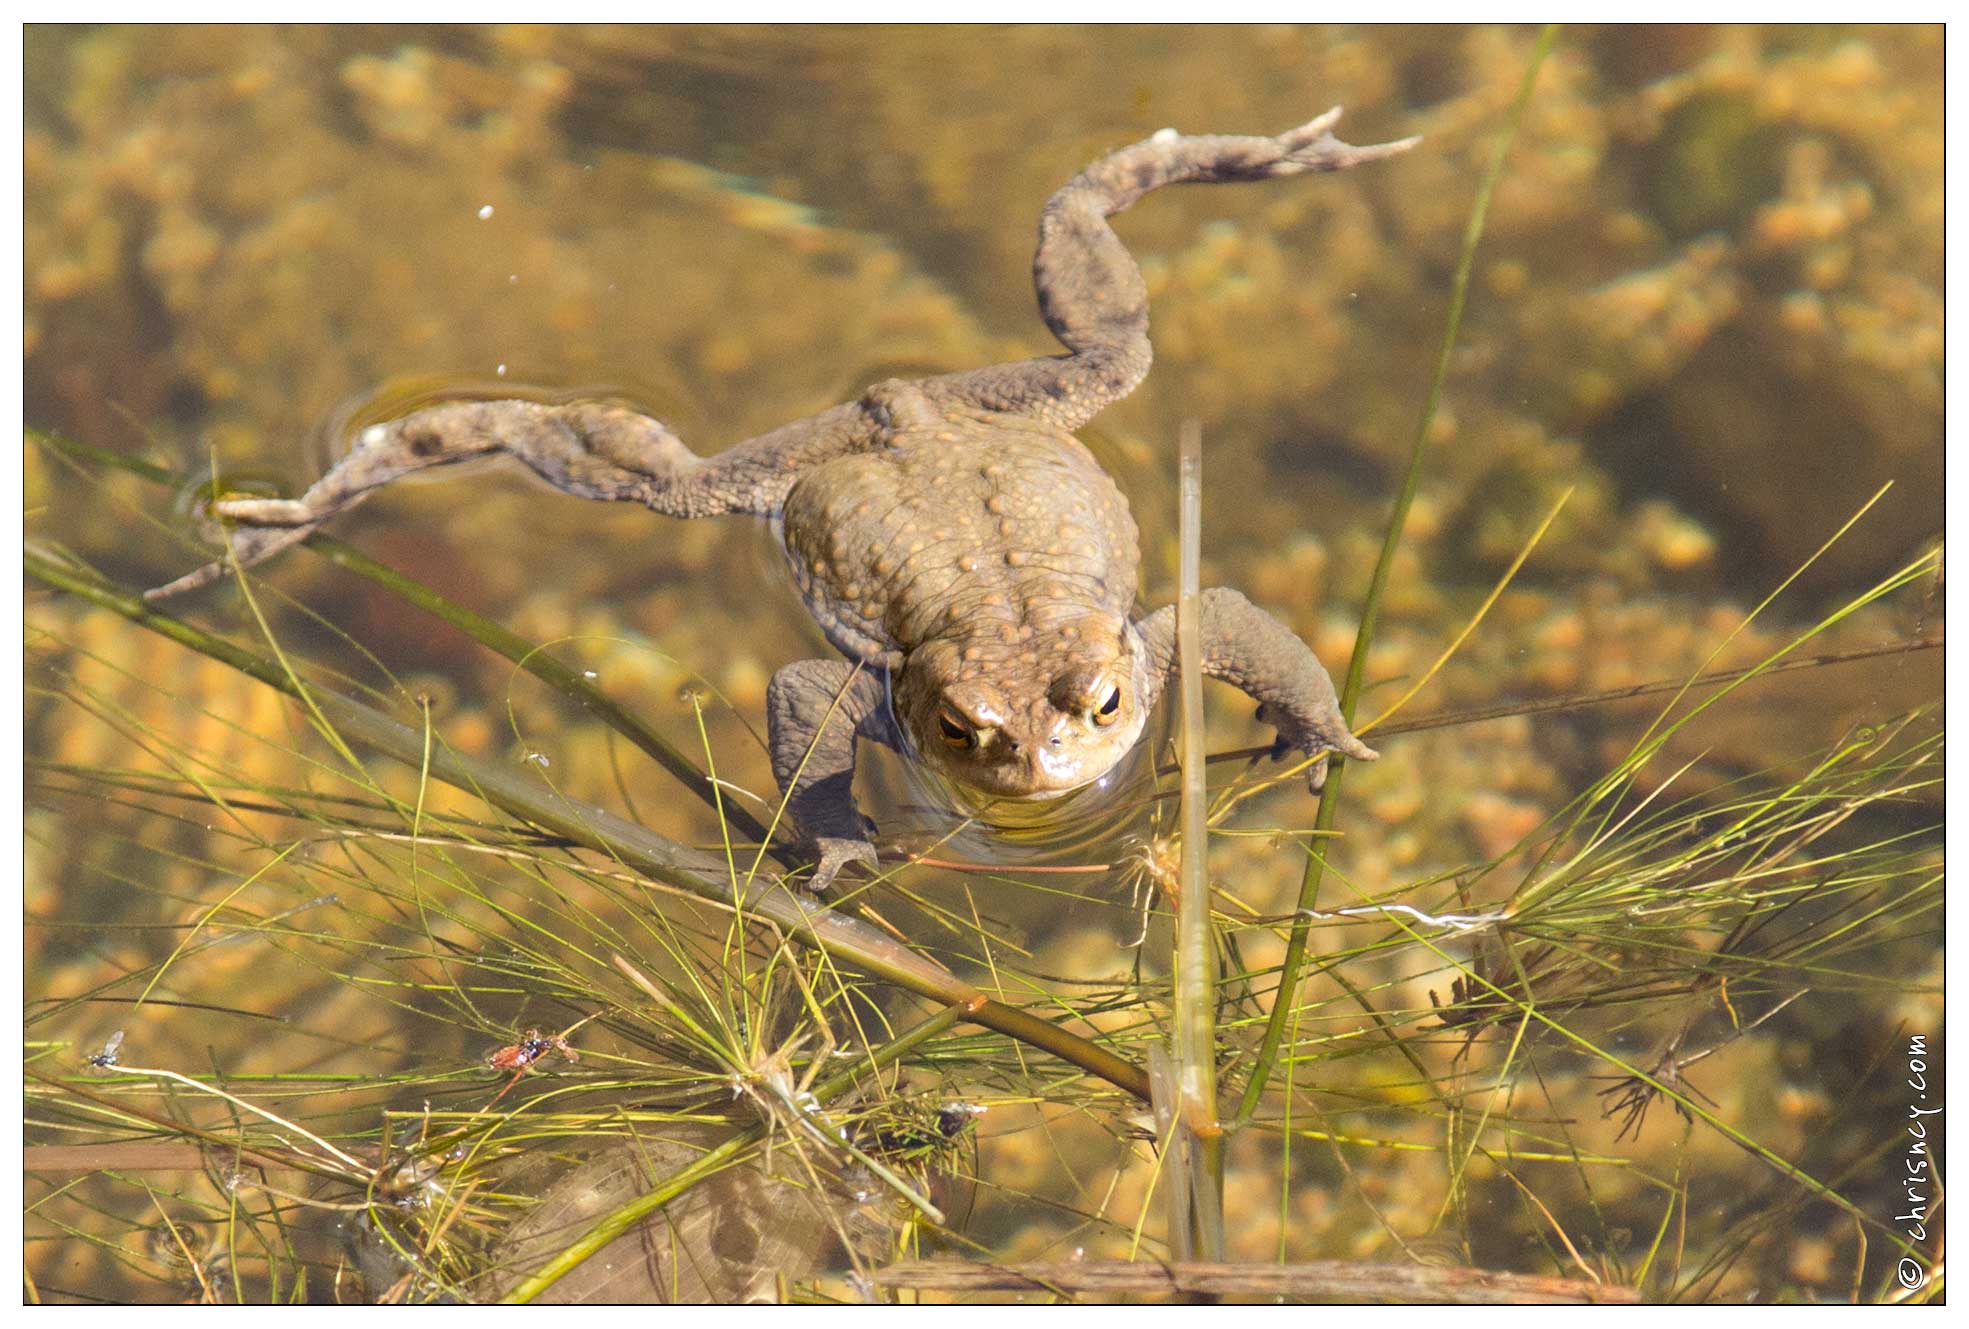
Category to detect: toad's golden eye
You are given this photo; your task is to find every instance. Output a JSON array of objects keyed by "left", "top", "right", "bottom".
[
  {"left": 1092, "top": 685, "right": 1122, "bottom": 726},
  {"left": 938, "top": 710, "right": 976, "bottom": 750}
]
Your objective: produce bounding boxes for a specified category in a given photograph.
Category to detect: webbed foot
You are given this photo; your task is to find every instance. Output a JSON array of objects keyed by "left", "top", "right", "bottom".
[
  {"left": 145, "top": 503, "right": 327, "bottom": 601},
  {"left": 1256, "top": 698, "right": 1377, "bottom": 793},
  {"left": 804, "top": 836, "right": 880, "bottom": 895},
  {"left": 1265, "top": 106, "right": 1422, "bottom": 177}
]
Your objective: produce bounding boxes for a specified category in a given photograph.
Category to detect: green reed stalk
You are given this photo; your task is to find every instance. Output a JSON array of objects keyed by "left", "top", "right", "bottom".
[
  {"left": 1167, "top": 422, "right": 1224, "bottom": 1261},
  {"left": 1234, "top": 24, "right": 1559, "bottom": 1126}
]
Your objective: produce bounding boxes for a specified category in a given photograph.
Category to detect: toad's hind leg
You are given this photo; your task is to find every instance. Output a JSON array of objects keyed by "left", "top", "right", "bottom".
[
  {"left": 930, "top": 108, "right": 1417, "bottom": 432},
  {"left": 146, "top": 396, "right": 869, "bottom": 600}
]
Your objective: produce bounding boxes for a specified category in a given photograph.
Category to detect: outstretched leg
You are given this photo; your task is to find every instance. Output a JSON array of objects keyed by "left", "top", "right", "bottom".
[
  {"left": 930, "top": 108, "right": 1417, "bottom": 432},
  {"left": 1136, "top": 587, "right": 1376, "bottom": 790},
  {"left": 146, "top": 395, "right": 873, "bottom": 600}
]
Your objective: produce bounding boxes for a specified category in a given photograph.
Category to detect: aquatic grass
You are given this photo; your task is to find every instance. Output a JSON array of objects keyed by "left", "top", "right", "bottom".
[
  {"left": 30, "top": 681, "right": 992, "bottom": 1307},
  {"left": 38, "top": 598, "right": 1929, "bottom": 1307},
  {"left": 27, "top": 509, "right": 1163, "bottom": 1295},
  {"left": 1235, "top": 22, "right": 1562, "bottom": 1127},
  {"left": 29, "top": 549, "right": 1114, "bottom": 1058},
  {"left": 1260, "top": 704, "right": 1940, "bottom": 1269},
  {"left": 25, "top": 613, "right": 1938, "bottom": 1303},
  {"left": 1206, "top": 25, "right": 1567, "bottom": 1255},
  {"left": 497, "top": 995, "right": 971, "bottom": 1302},
  {"left": 1196, "top": 679, "right": 1937, "bottom": 1288}
]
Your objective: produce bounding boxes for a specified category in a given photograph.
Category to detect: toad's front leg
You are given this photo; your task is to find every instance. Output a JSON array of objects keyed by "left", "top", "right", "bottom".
[
  {"left": 765, "top": 660, "right": 898, "bottom": 892},
  {"left": 1137, "top": 588, "right": 1375, "bottom": 791}
]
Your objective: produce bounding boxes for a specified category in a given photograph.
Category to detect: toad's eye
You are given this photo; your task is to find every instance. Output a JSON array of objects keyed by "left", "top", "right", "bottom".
[
  {"left": 938, "top": 710, "right": 976, "bottom": 750},
  {"left": 1092, "top": 686, "right": 1122, "bottom": 727}
]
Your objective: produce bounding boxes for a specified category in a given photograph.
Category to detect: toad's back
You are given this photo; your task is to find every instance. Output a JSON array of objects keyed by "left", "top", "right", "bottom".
[{"left": 778, "top": 417, "right": 1140, "bottom": 663}]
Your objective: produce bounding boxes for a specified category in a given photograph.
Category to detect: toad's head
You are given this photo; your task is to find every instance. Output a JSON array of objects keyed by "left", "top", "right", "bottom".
[{"left": 895, "top": 613, "right": 1154, "bottom": 800}]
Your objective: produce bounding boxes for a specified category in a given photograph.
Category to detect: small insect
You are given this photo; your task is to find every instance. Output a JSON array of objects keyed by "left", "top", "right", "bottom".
[
  {"left": 486, "top": 1028, "right": 578, "bottom": 1073},
  {"left": 85, "top": 1029, "right": 125, "bottom": 1071},
  {"left": 481, "top": 1012, "right": 601, "bottom": 1110}
]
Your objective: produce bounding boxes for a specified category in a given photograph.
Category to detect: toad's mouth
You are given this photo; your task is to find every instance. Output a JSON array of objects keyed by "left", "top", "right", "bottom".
[
  {"left": 948, "top": 749, "right": 1119, "bottom": 801},
  {"left": 955, "top": 770, "right": 1095, "bottom": 801},
  {"left": 1002, "top": 777, "right": 1089, "bottom": 801}
]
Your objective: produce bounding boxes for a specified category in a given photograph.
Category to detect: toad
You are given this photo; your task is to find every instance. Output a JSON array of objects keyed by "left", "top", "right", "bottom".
[{"left": 151, "top": 110, "right": 1414, "bottom": 890}]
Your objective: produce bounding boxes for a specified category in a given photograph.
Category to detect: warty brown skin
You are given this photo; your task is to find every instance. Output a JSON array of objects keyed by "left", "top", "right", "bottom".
[
  {"left": 150, "top": 109, "right": 1415, "bottom": 890},
  {"left": 779, "top": 395, "right": 1150, "bottom": 801}
]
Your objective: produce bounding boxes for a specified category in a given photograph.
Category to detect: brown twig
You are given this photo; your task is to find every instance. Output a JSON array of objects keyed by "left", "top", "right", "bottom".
[
  {"left": 872, "top": 1259, "right": 1640, "bottom": 1303},
  {"left": 1187, "top": 636, "right": 1943, "bottom": 773}
]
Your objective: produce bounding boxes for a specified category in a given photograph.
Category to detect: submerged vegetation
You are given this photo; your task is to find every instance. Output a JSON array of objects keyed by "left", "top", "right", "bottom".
[
  {"left": 25, "top": 24, "right": 1942, "bottom": 1305},
  {"left": 22, "top": 426, "right": 1943, "bottom": 1302}
]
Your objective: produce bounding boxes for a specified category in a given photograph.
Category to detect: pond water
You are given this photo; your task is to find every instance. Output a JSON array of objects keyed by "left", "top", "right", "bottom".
[{"left": 25, "top": 24, "right": 1942, "bottom": 1303}]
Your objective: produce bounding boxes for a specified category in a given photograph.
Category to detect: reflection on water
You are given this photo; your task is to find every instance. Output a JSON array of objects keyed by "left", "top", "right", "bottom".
[{"left": 25, "top": 24, "right": 1942, "bottom": 1303}]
